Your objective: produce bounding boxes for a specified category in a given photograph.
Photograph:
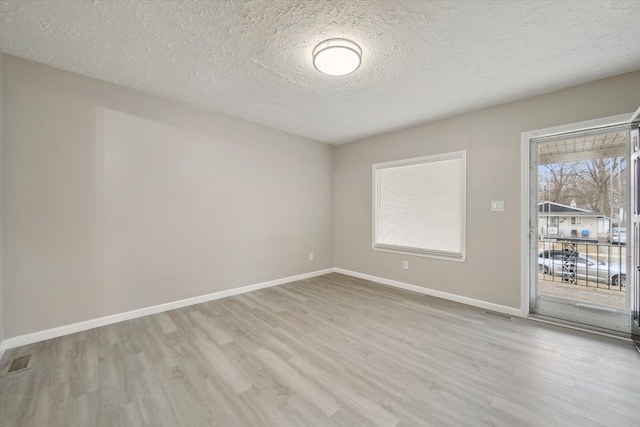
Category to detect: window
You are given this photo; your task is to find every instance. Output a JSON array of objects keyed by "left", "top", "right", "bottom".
[
  {"left": 373, "top": 151, "right": 466, "bottom": 261},
  {"left": 576, "top": 256, "right": 589, "bottom": 265},
  {"left": 570, "top": 217, "right": 582, "bottom": 225}
]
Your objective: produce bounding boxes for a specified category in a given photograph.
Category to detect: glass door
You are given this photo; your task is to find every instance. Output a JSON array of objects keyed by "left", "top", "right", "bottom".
[
  {"left": 630, "top": 121, "right": 640, "bottom": 346},
  {"left": 530, "top": 126, "right": 631, "bottom": 333}
]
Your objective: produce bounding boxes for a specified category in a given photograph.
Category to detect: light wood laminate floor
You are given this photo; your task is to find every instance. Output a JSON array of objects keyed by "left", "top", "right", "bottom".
[{"left": 1, "top": 273, "right": 639, "bottom": 426}]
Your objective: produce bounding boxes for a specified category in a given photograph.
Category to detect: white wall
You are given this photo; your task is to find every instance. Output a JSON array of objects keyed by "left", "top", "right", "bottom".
[
  {"left": 539, "top": 216, "right": 599, "bottom": 239},
  {"left": 334, "top": 70, "right": 640, "bottom": 310},
  {"left": 1, "top": 55, "right": 333, "bottom": 339}
]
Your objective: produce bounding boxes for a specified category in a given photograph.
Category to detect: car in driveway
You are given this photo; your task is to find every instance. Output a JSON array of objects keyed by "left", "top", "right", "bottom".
[
  {"left": 538, "top": 250, "right": 626, "bottom": 286},
  {"left": 607, "top": 227, "right": 626, "bottom": 245}
]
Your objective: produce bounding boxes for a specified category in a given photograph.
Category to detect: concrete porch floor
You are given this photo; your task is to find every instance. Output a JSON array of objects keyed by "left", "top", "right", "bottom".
[{"left": 538, "top": 274, "right": 626, "bottom": 309}]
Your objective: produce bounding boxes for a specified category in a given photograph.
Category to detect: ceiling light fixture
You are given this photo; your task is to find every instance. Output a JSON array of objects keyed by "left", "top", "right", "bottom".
[{"left": 312, "top": 38, "right": 362, "bottom": 76}]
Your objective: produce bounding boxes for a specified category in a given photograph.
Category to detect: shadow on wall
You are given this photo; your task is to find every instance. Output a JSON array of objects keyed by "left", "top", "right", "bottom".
[{"left": 96, "top": 108, "right": 322, "bottom": 310}]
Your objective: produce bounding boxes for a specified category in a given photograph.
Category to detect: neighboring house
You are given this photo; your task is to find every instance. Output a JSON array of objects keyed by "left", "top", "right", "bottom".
[{"left": 538, "top": 201, "right": 610, "bottom": 241}]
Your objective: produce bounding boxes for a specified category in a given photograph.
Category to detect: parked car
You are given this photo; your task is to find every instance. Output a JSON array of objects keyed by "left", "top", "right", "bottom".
[
  {"left": 607, "top": 227, "right": 626, "bottom": 245},
  {"left": 538, "top": 250, "right": 625, "bottom": 286}
]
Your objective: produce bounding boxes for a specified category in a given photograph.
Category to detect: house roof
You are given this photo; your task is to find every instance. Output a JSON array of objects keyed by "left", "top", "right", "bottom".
[{"left": 538, "top": 201, "right": 601, "bottom": 216}]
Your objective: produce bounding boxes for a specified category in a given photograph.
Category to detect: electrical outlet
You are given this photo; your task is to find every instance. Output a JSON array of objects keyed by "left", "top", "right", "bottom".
[
  {"left": 403, "top": 260, "right": 409, "bottom": 270},
  {"left": 308, "top": 252, "right": 314, "bottom": 261}
]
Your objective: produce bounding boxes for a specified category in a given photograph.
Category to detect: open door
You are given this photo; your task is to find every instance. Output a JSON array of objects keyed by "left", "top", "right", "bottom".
[
  {"left": 531, "top": 128, "right": 630, "bottom": 332},
  {"left": 630, "top": 113, "right": 640, "bottom": 349},
  {"left": 528, "top": 107, "right": 640, "bottom": 336}
]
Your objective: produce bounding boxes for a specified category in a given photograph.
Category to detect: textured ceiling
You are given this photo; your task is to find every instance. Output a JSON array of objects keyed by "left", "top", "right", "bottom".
[{"left": 1, "top": 1, "right": 640, "bottom": 144}]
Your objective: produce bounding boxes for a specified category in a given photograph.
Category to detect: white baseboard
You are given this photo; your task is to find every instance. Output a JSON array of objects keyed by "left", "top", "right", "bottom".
[
  {"left": 0, "top": 267, "right": 522, "bottom": 355},
  {"left": 332, "top": 268, "right": 522, "bottom": 317},
  {"left": 0, "top": 268, "right": 333, "bottom": 353}
]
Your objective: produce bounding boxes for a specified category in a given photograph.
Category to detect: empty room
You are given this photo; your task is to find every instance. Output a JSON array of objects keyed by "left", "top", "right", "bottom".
[{"left": 1, "top": 1, "right": 640, "bottom": 426}]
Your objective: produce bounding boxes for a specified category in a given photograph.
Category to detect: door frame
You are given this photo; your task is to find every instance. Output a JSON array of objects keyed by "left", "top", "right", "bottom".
[
  {"left": 520, "top": 111, "right": 639, "bottom": 320},
  {"left": 630, "top": 124, "right": 640, "bottom": 345}
]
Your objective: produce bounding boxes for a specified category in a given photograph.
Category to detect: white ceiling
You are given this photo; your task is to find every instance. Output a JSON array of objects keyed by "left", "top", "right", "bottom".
[{"left": 1, "top": 1, "right": 640, "bottom": 145}]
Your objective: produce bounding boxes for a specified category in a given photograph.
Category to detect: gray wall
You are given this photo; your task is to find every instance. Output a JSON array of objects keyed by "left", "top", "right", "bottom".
[
  {"left": 1, "top": 55, "right": 333, "bottom": 339},
  {"left": 0, "top": 52, "right": 3, "bottom": 348},
  {"left": 2, "top": 52, "right": 639, "bottom": 342},
  {"left": 334, "top": 70, "right": 640, "bottom": 309}
]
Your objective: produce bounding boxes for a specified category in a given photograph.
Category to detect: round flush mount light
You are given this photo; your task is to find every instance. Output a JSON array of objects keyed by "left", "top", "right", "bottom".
[{"left": 312, "top": 38, "right": 362, "bottom": 76}]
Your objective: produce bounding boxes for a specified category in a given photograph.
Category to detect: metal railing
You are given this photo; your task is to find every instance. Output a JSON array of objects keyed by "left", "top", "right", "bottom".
[{"left": 537, "top": 240, "right": 626, "bottom": 291}]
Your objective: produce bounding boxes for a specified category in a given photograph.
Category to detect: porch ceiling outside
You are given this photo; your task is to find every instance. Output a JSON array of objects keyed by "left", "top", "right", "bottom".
[{"left": 538, "top": 130, "right": 627, "bottom": 165}]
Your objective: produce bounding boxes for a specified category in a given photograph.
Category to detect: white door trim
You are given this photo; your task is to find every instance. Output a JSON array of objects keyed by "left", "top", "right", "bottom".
[{"left": 520, "top": 112, "right": 637, "bottom": 318}]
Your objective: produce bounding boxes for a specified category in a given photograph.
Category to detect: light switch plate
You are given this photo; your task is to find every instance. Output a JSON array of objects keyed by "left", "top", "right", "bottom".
[{"left": 491, "top": 200, "right": 504, "bottom": 211}]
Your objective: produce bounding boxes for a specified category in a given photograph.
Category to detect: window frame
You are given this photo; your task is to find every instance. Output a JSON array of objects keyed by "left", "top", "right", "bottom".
[{"left": 372, "top": 151, "right": 467, "bottom": 262}]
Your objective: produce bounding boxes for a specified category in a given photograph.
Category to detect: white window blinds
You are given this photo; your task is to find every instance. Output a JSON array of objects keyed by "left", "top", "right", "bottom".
[{"left": 373, "top": 151, "right": 466, "bottom": 261}]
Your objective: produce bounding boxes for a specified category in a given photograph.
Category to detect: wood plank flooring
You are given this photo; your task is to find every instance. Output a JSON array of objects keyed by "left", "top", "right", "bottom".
[{"left": 1, "top": 273, "right": 639, "bottom": 426}]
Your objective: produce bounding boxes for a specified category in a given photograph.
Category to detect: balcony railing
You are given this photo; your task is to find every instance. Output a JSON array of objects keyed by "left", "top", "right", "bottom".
[{"left": 537, "top": 240, "right": 626, "bottom": 292}]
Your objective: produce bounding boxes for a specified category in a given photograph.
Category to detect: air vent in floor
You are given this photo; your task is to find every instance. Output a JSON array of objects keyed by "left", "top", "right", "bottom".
[
  {"left": 4, "top": 354, "right": 32, "bottom": 375},
  {"left": 484, "top": 310, "right": 512, "bottom": 320}
]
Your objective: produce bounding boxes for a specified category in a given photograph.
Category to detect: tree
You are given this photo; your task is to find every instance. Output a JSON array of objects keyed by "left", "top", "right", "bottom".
[
  {"left": 539, "top": 162, "right": 577, "bottom": 205},
  {"left": 574, "top": 158, "right": 622, "bottom": 216},
  {"left": 539, "top": 157, "right": 626, "bottom": 218}
]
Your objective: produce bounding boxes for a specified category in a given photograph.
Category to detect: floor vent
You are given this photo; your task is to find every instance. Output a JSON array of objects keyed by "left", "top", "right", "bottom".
[
  {"left": 484, "top": 310, "right": 512, "bottom": 320},
  {"left": 4, "top": 355, "right": 32, "bottom": 375}
]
